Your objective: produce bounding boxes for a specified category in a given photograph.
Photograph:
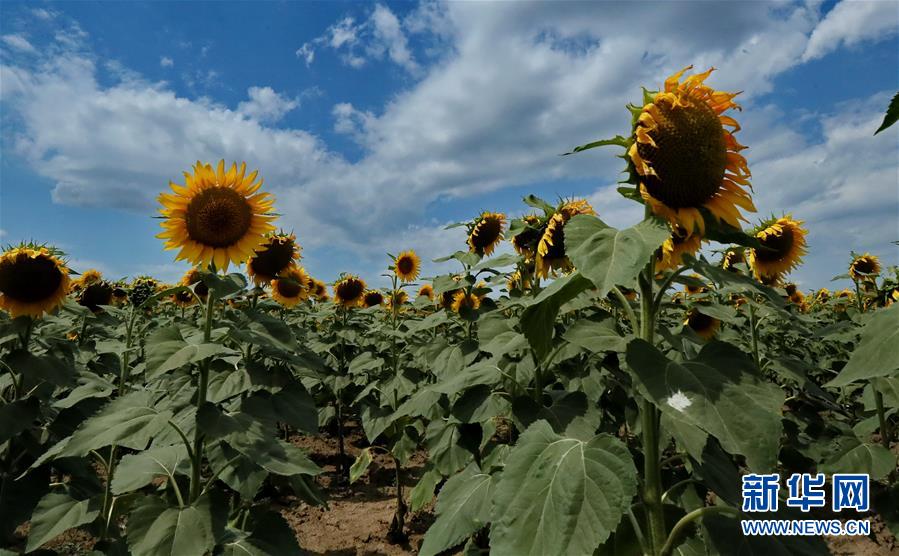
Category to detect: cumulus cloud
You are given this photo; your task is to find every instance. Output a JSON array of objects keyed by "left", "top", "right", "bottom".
[
  {"left": 1, "top": 1, "right": 897, "bottom": 285},
  {"left": 2, "top": 34, "right": 36, "bottom": 53},
  {"left": 295, "top": 43, "right": 314, "bottom": 66},
  {"left": 803, "top": 0, "right": 899, "bottom": 62},
  {"left": 237, "top": 86, "right": 299, "bottom": 123}
]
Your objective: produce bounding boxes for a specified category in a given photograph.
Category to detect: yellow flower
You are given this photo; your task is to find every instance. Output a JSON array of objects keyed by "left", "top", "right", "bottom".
[
  {"left": 247, "top": 232, "right": 300, "bottom": 286},
  {"left": 684, "top": 309, "right": 719, "bottom": 340},
  {"left": 271, "top": 265, "right": 310, "bottom": 308},
  {"left": 535, "top": 199, "right": 595, "bottom": 279},
  {"left": 814, "top": 288, "right": 830, "bottom": 304},
  {"left": 0, "top": 246, "right": 71, "bottom": 319},
  {"left": 629, "top": 66, "right": 754, "bottom": 234},
  {"left": 78, "top": 280, "right": 114, "bottom": 313},
  {"left": 849, "top": 253, "right": 880, "bottom": 282},
  {"left": 394, "top": 250, "right": 421, "bottom": 283},
  {"left": 417, "top": 283, "right": 434, "bottom": 301},
  {"left": 721, "top": 247, "right": 745, "bottom": 272},
  {"left": 361, "top": 289, "right": 385, "bottom": 308},
  {"left": 387, "top": 289, "right": 408, "bottom": 310},
  {"left": 656, "top": 225, "right": 703, "bottom": 271},
  {"left": 511, "top": 214, "right": 543, "bottom": 257},
  {"left": 72, "top": 269, "right": 103, "bottom": 292},
  {"left": 333, "top": 274, "right": 366, "bottom": 308},
  {"left": 748, "top": 215, "right": 807, "bottom": 281},
  {"left": 157, "top": 160, "right": 276, "bottom": 271},
  {"left": 468, "top": 212, "right": 506, "bottom": 256},
  {"left": 181, "top": 268, "right": 209, "bottom": 299},
  {"left": 309, "top": 278, "right": 329, "bottom": 301},
  {"left": 451, "top": 290, "right": 481, "bottom": 313}
]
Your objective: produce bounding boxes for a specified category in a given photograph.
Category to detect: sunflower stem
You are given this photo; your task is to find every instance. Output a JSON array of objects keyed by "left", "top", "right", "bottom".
[
  {"left": 873, "top": 386, "right": 891, "bottom": 449},
  {"left": 748, "top": 301, "right": 761, "bottom": 370},
  {"left": 189, "top": 290, "right": 216, "bottom": 504},
  {"left": 853, "top": 278, "right": 865, "bottom": 313}
]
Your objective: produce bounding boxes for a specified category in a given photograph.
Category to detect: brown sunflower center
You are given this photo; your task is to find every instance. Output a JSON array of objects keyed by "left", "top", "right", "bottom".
[
  {"left": 364, "top": 292, "right": 384, "bottom": 307},
  {"left": 637, "top": 97, "right": 727, "bottom": 209},
  {"left": 0, "top": 254, "right": 63, "bottom": 302},
  {"left": 688, "top": 311, "right": 715, "bottom": 332},
  {"left": 852, "top": 259, "right": 876, "bottom": 274},
  {"left": 80, "top": 282, "right": 114, "bottom": 311},
  {"left": 471, "top": 219, "right": 502, "bottom": 252},
  {"left": 186, "top": 187, "right": 253, "bottom": 247},
  {"left": 277, "top": 277, "right": 304, "bottom": 299},
  {"left": 542, "top": 221, "right": 566, "bottom": 261},
  {"left": 755, "top": 228, "right": 793, "bottom": 262},
  {"left": 336, "top": 279, "right": 364, "bottom": 302},
  {"left": 250, "top": 240, "right": 295, "bottom": 279},
  {"left": 396, "top": 257, "right": 415, "bottom": 276}
]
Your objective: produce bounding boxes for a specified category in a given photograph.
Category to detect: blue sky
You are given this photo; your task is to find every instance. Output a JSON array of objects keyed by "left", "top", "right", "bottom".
[{"left": 1, "top": 1, "right": 897, "bottom": 289}]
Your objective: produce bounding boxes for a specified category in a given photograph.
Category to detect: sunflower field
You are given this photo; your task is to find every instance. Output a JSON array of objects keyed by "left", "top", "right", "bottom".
[{"left": 1, "top": 68, "right": 898, "bottom": 556}]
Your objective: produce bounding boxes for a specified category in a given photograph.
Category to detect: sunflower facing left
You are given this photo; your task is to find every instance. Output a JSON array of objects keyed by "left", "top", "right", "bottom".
[
  {"left": 0, "top": 244, "right": 71, "bottom": 319},
  {"left": 158, "top": 160, "right": 276, "bottom": 271}
]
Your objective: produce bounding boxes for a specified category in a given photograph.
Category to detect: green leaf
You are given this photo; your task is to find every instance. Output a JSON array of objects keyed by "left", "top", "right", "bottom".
[
  {"left": 420, "top": 465, "right": 495, "bottom": 556},
  {"left": 410, "top": 467, "right": 442, "bottom": 513},
  {"left": 874, "top": 91, "right": 899, "bottom": 135},
  {"left": 53, "top": 374, "right": 115, "bottom": 409},
  {"left": 220, "top": 510, "right": 303, "bottom": 556},
  {"left": 819, "top": 434, "right": 897, "bottom": 481},
  {"left": 626, "top": 340, "right": 783, "bottom": 471},
  {"left": 562, "top": 135, "right": 629, "bottom": 155},
  {"left": 490, "top": 421, "right": 637, "bottom": 555},
  {"left": 565, "top": 215, "right": 669, "bottom": 296},
  {"left": 202, "top": 272, "right": 247, "bottom": 298},
  {"left": 826, "top": 304, "right": 899, "bottom": 387},
  {"left": 561, "top": 319, "right": 628, "bottom": 353},
  {"left": 26, "top": 493, "right": 101, "bottom": 553},
  {"left": 111, "top": 445, "right": 189, "bottom": 495},
  {"left": 0, "top": 397, "right": 39, "bottom": 444},
  {"left": 521, "top": 272, "right": 593, "bottom": 361},
  {"left": 5, "top": 349, "right": 75, "bottom": 386},
  {"left": 426, "top": 420, "right": 474, "bottom": 475},
  {"left": 149, "top": 342, "right": 236, "bottom": 377},
  {"left": 349, "top": 447, "right": 374, "bottom": 484},
  {"left": 126, "top": 495, "right": 216, "bottom": 556}
]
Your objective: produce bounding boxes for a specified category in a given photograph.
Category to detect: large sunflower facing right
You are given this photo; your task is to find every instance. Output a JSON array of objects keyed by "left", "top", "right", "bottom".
[
  {"left": 748, "top": 216, "right": 807, "bottom": 281},
  {"left": 849, "top": 253, "right": 880, "bottom": 282},
  {"left": 467, "top": 212, "right": 506, "bottom": 256},
  {"left": 0, "top": 245, "right": 71, "bottom": 318},
  {"left": 247, "top": 232, "right": 300, "bottom": 286},
  {"left": 630, "top": 66, "right": 755, "bottom": 234}
]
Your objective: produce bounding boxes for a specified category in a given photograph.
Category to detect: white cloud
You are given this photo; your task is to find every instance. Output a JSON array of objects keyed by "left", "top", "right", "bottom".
[
  {"left": 2, "top": 2, "right": 897, "bottom": 286},
  {"left": 803, "top": 0, "right": 899, "bottom": 62},
  {"left": 32, "top": 8, "right": 57, "bottom": 20},
  {"left": 295, "top": 43, "right": 314, "bottom": 66},
  {"left": 369, "top": 5, "right": 418, "bottom": 73},
  {"left": 237, "top": 86, "right": 299, "bottom": 123},
  {"left": 2, "top": 34, "right": 36, "bottom": 53},
  {"left": 160, "top": 56, "right": 174, "bottom": 68}
]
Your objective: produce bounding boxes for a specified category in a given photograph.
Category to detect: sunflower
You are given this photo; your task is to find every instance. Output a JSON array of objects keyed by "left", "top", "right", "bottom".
[
  {"left": 71, "top": 269, "right": 103, "bottom": 293},
  {"left": 748, "top": 216, "right": 807, "bottom": 281},
  {"left": 181, "top": 268, "right": 209, "bottom": 299},
  {"left": 394, "top": 250, "right": 421, "bottom": 283},
  {"left": 535, "top": 199, "right": 595, "bottom": 279},
  {"left": 387, "top": 290, "right": 408, "bottom": 310},
  {"left": 656, "top": 225, "right": 702, "bottom": 271},
  {"left": 684, "top": 309, "right": 719, "bottom": 340},
  {"left": 361, "top": 290, "right": 385, "bottom": 308},
  {"left": 468, "top": 212, "right": 506, "bottom": 256},
  {"left": 721, "top": 247, "right": 745, "bottom": 272},
  {"left": 129, "top": 276, "right": 158, "bottom": 308},
  {"left": 111, "top": 283, "right": 129, "bottom": 305},
  {"left": 247, "top": 232, "right": 300, "bottom": 286},
  {"left": 451, "top": 290, "right": 481, "bottom": 313},
  {"left": 78, "top": 280, "right": 114, "bottom": 313},
  {"left": 271, "top": 266, "right": 310, "bottom": 308},
  {"left": 157, "top": 160, "right": 276, "bottom": 271},
  {"left": 310, "top": 278, "right": 329, "bottom": 301},
  {"left": 333, "top": 274, "right": 366, "bottom": 308},
  {"left": 629, "top": 66, "right": 754, "bottom": 234},
  {"left": 511, "top": 214, "right": 543, "bottom": 257},
  {"left": 0, "top": 245, "right": 71, "bottom": 318},
  {"left": 684, "top": 274, "right": 708, "bottom": 295},
  {"left": 849, "top": 253, "right": 881, "bottom": 282},
  {"left": 506, "top": 270, "right": 532, "bottom": 293},
  {"left": 814, "top": 288, "right": 830, "bottom": 304},
  {"left": 417, "top": 283, "right": 435, "bottom": 301}
]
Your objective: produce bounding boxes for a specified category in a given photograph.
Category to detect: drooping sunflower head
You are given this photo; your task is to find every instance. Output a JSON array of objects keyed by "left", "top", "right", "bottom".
[
  {"left": 814, "top": 288, "right": 830, "bottom": 305},
  {"left": 629, "top": 66, "right": 754, "bottom": 234},
  {"left": 0, "top": 244, "right": 71, "bottom": 319},
  {"left": 387, "top": 289, "right": 408, "bottom": 310},
  {"left": 310, "top": 278, "right": 329, "bottom": 301},
  {"left": 684, "top": 274, "right": 709, "bottom": 295},
  {"left": 271, "top": 265, "right": 310, "bottom": 308},
  {"left": 157, "top": 160, "right": 276, "bottom": 271},
  {"left": 507, "top": 270, "right": 533, "bottom": 293},
  {"left": 78, "top": 280, "right": 114, "bottom": 313},
  {"left": 361, "top": 289, "right": 385, "bottom": 308},
  {"left": 111, "top": 282, "right": 128, "bottom": 305},
  {"left": 181, "top": 268, "right": 209, "bottom": 300},
  {"left": 247, "top": 231, "right": 300, "bottom": 285},
  {"left": 656, "top": 225, "right": 703, "bottom": 271},
  {"left": 849, "top": 253, "right": 881, "bottom": 282},
  {"left": 535, "top": 199, "right": 594, "bottom": 279},
  {"left": 511, "top": 214, "right": 543, "bottom": 257},
  {"left": 333, "top": 274, "right": 366, "bottom": 308},
  {"left": 71, "top": 269, "right": 103, "bottom": 293},
  {"left": 467, "top": 212, "right": 507, "bottom": 256},
  {"left": 417, "top": 283, "right": 435, "bottom": 301},
  {"left": 684, "top": 309, "right": 720, "bottom": 340},
  {"left": 748, "top": 215, "right": 807, "bottom": 282},
  {"left": 393, "top": 250, "right": 421, "bottom": 283},
  {"left": 451, "top": 290, "right": 481, "bottom": 313},
  {"left": 129, "top": 276, "right": 158, "bottom": 308},
  {"left": 721, "top": 247, "right": 746, "bottom": 273}
]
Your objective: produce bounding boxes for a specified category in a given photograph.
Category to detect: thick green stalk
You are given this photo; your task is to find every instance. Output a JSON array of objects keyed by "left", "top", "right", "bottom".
[
  {"left": 853, "top": 279, "right": 864, "bottom": 312},
  {"left": 639, "top": 264, "right": 666, "bottom": 554},
  {"left": 748, "top": 301, "right": 761, "bottom": 370},
  {"left": 189, "top": 292, "right": 216, "bottom": 503},
  {"left": 658, "top": 506, "right": 740, "bottom": 556}
]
